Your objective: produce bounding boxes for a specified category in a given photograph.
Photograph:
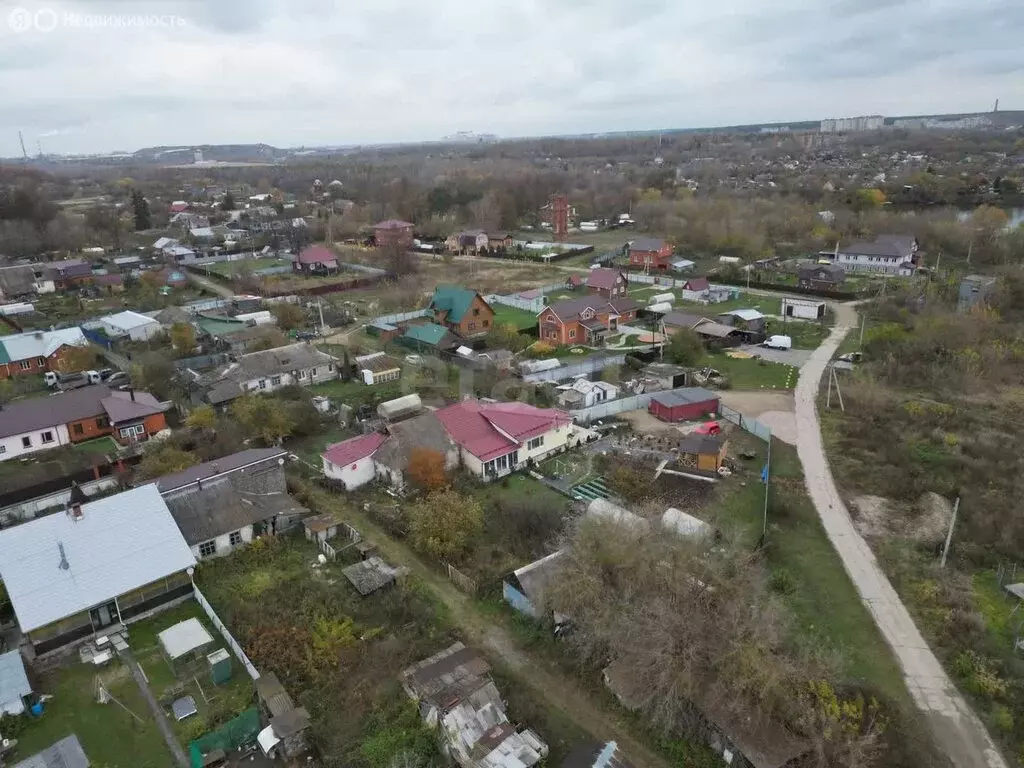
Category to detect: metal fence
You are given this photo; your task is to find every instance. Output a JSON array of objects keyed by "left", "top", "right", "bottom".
[
  {"left": 193, "top": 584, "right": 260, "bottom": 680},
  {"left": 718, "top": 404, "right": 772, "bottom": 443},
  {"left": 369, "top": 308, "right": 430, "bottom": 328},
  {"left": 522, "top": 353, "right": 626, "bottom": 383},
  {"left": 570, "top": 391, "right": 659, "bottom": 423},
  {"left": 80, "top": 326, "right": 114, "bottom": 349}
]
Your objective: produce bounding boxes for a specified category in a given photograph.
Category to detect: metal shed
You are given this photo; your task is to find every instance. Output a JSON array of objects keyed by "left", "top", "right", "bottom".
[
  {"left": 158, "top": 618, "right": 214, "bottom": 670},
  {"left": 0, "top": 649, "right": 31, "bottom": 716},
  {"left": 648, "top": 388, "right": 719, "bottom": 423}
]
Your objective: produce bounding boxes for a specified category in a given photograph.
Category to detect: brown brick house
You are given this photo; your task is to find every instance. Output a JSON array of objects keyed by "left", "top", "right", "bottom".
[
  {"left": 0, "top": 328, "right": 90, "bottom": 381},
  {"left": 586, "top": 268, "right": 628, "bottom": 299},
  {"left": 428, "top": 285, "right": 495, "bottom": 337},
  {"left": 537, "top": 296, "right": 640, "bottom": 346},
  {"left": 373, "top": 219, "right": 415, "bottom": 249},
  {"left": 628, "top": 238, "right": 674, "bottom": 271}
]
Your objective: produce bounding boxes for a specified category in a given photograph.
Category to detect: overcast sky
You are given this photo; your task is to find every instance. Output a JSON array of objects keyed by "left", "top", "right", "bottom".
[{"left": 0, "top": 0, "right": 1022, "bottom": 156}]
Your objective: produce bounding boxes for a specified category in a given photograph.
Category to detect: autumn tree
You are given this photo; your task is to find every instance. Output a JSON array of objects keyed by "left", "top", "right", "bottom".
[
  {"left": 131, "top": 355, "right": 175, "bottom": 400},
  {"left": 184, "top": 404, "right": 217, "bottom": 431},
  {"left": 136, "top": 444, "right": 198, "bottom": 481},
  {"left": 169, "top": 322, "right": 197, "bottom": 357},
  {"left": 408, "top": 489, "right": 483, "bottom": 561},
  {"left": 852, "top": 188, "right": 885, "bottom": 212},
  {"left": 407, "top": 448, "right": 448, "bottom": 491},
  {"left": 665, "top": 328, "right": 705, "bottom": 366},
  {"left": 230, "top": 395, "right": 295, "bottom": 445},
  {"left": 270, "top": 301, "right": 307, "bottom": 331}
]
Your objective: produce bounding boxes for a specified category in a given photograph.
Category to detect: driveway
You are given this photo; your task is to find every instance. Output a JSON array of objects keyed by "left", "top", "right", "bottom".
[
  {"left": 718, "top": 391, "right": 796, "bottom": 445},
  {"left": 737, "top": 344, "right": 813, "bottom": 368},
  {"left": 795, "top": 303, "right": 1006, "bottom": 768}
]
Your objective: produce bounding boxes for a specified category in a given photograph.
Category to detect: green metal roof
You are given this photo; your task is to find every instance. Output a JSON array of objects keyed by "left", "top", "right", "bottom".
[
  {"left": 429, "top": 285, "right": 479, "bottom": 323},
  {"left": 0, "top": 340, "right": 10, "bottom": 365},
  {"left": 195, "top": 314, "right": 249, "bottom": 337},
  {"left": 402, "top": 322, "right": 449, "bottom": 346}
]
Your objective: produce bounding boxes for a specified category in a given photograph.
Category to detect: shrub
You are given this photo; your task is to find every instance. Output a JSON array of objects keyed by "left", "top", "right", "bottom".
[{"left": 769, "top": 568, "right": 796, "bottom": 595}]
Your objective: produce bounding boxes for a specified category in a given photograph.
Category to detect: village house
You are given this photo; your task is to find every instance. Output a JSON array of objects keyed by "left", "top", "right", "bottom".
[
  {"left": 293, "top": 244, "right": 339, "bottom": 274},
  {"left": 958, "top": 274, "right": 998, "bottom": 313},
  {"left": 0, "top": 264, "right": 54, "bottom": 300},
  {"left": 373, "top": 219, "right": 415, "bottom": 249},
  {"left": 716, "top": 309, "right": 767, "bottom": 335},
  {"left": 555, "top": 378, "right": 619, "bottom": 409},
  {"left": 428, "top": 285, "right": 495, "bottom": 338},
  {"left": 488, "top": 232, "right": 514, "bottom": 250},
  {"left": 322, "top": 410, "right": 460, "bottom": 491},
  {"left": 829, "top": 234, "right": 918, "bottom": 275},
  {"left": 797, "top": 264, "right": 845, "bottom": 291},
  {"left": 46, "top": 259, "right": 93, "bottom": 289},
  {"left": 445, "top": 230, "right": 489, "bottom": 255},
  {"left": 197, "top": 342, "right": 338, "bottom": 407},
  {"left": 0, "top": 385, "right": 168, "bottom": 461},
  {"left": 154, "top": 447, "right": 305, "bottom": 560},
  {"left": 401, "top": 643, "right": 548, "bottom": 768},
  {"left": 0, "top": 484, "right": 196, "bottom": 655},
  {"left": 537, "top": 296, "right": 640, "bottom": 346},
  {"left": 0, "top": 327, "right": 90, "bottom": 380},
  {"left": 98, "top": 310, "right": 162, "bottom": 342},
  {"left": 627, "top": 237, "right": 674, "bottom": 271},
  {"left": 680, "top": 277, "right": 712, "bottom": 301},
  {"left": 585, "top": 267, "right": 628, "bottom": 299}
]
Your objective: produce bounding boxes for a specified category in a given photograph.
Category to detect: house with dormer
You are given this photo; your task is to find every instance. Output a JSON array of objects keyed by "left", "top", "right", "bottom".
[{"left": 537, "top": 296, "right": 640, "bottom": 346}]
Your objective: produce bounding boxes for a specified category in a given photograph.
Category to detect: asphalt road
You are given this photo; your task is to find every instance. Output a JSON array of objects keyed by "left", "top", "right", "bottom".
[{"left": 795, "top": 303, "right": 1006, "bottom": 768}]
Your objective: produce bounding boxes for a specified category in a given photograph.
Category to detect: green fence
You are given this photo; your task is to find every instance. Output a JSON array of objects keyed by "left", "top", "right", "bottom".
[{"left": 188, "top": 707, "right": 261, "bottom": 767}]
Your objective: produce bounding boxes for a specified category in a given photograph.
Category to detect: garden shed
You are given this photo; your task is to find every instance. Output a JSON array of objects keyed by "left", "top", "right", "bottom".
[
  {"left": 159, "top": 618, "right": 215, "bottom": 672},
  {"left": 648, "top": 388, "right": 719, "bottom": 423},
  {"left": 0, "top": 649, "right": 32, "bottom": 715}
]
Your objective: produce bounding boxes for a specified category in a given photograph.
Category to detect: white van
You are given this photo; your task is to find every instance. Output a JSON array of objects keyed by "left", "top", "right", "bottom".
[{"left": 762, "top": 335, "right": 792, "bottom": 350}]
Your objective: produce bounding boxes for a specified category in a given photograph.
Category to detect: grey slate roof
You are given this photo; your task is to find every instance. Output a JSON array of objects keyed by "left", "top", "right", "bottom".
[
  {"left": 629, "top": 237, "right": 666, "bottom": 252},
  {"left": 0, "top": 649, "right": 31, "bottom": 705},
  {"left": 153, "top": 448, "right": 288, "bottom": 493},
  {"left": 342, "top": 556, "right": 404, "bottom": 596},
  {"left": 0, "top": 485, "right": 195, "bottom": 632},
  {"left": 661, "top": 312, "right": 707, "bottom": 329},
  {"left": 206, "top": 342, "right": 335, "bottom": 384},
  {"left": 11, "top": 735, "right": 89, "bottom": 768},
  {"left": 163, "top": 482, "right": 301, "bottom": 545},
  {"left": 840, "top": 234, "right": 916, "bottom": 258},
  {"left": 375, "top": 412, "right": 455, "bottom": 474},
  {"left": 0, "top": 265, "right": 36, "bottom": 297}
]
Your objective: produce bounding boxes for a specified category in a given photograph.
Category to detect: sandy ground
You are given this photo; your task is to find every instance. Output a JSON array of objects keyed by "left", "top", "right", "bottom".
[{"left": 717, "top": 391, "right": 798, "bottom": 445}]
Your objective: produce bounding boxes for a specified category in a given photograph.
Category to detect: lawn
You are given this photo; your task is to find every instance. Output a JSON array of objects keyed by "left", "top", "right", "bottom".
[
  {"left": 677, "top": 294, "right": 783, "bottom": 316},
  {"left": 206, "top": 258, "right": 290, "bottom": 277},
  {"left": 14, "top": 658, "right": 174, "bottom": 768},
  {"left": 286, "top": 423, "right": 356, "bottom": 468},
  {"left": 764, "top": 318, "right": 831, "bottom": 349},
  {"left": 492, "top": 304, "right": 538, "bottom": 331},
  {"left": 704, "top": 352, "right": 796, "bottom": 390},
  {"left": 307, "top": 377, "right": 404, "bottom": 407}
]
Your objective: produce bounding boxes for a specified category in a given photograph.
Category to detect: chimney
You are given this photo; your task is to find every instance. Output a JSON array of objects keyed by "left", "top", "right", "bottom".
[{"left": 68, "top": 503, "right": 83, "bottom": 521}]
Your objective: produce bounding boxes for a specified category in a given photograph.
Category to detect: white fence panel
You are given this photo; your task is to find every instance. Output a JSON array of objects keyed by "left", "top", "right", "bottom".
[
  {"left": 193, "top": 584, "right": 260, "bottom": 680},
  {"left": 522, "top": 353, "right": 626, "bottom": 383}
]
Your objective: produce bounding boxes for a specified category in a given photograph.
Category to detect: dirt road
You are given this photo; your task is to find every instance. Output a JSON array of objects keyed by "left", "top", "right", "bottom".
[
  {"left": 717, "top": 391, "right": 797, "bottom": 445},
  {"left": 186, "top": 270, "right": 234, "bottom": 299},
  {"left": 795, "top": 303, "right": 1006, "bottom": 768},
  {"left": 331, "top": 501, "right": 671, "bottom": 768}
]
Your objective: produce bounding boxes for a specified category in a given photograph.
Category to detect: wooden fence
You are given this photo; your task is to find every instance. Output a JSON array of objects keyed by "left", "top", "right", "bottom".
[{"left": 441, "top": 562, "right": 477, "bottom": 594}]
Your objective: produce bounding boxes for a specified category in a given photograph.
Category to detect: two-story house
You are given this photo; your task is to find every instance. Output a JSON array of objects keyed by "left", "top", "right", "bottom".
[
  {"left": 537, "top": 296, "right": 640, "bottom": 346},
  {"left": 373, "top": 219, "right": 415, "bottom": 249},
  {"left": 0, "top": 385, "right": 168, "bottom": 461},
  {"left": 199, "top": 342, "right": 338, "bottom": 407},
  {"left": 829, "top": 235, "right": 918, "bottom": 275},
  {"left": 797, "top": 264, "right": 845, "bottom": 291},
  {"left": 628, "top": 238, "right": 674, "bottom": 271},
  {"left": 585, "top": 268, "right": 628, "bottom": 299},
  {"left": 293, "top": 245, "right": 339, "bottom": 274},
  {"left": 0, "top": 328, "right": 90, "bottom": 380},
  {"left": 428, "top": 285, "right": 495, "bottom": 338},
  {"left": 444, "top": 230, "right": 489, "bottom": 255},
  {"left": 46, "top": 259, "right": 93, "bottom": 289}
]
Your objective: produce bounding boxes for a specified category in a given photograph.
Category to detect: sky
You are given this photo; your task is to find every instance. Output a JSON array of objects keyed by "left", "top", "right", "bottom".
[{"left": 0, "top": 0, "right": 1022, "bottom": 156}]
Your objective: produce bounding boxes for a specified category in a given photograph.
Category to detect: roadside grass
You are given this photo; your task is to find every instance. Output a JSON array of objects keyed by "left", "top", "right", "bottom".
[
  {"left": 307, "top": 378, "right": 403, "bottom": 407},
  {"left": 491, "top": 305, "right": 538, "bottom": 331},
  {"left": 764, "top": 318, "right": 831, "bottom": 349},
  {"left": 704, "top": 352, "right": 796, "bottom": 390},
  {"left": 14, "top": 661, "right": 173, "bottom": 768}
]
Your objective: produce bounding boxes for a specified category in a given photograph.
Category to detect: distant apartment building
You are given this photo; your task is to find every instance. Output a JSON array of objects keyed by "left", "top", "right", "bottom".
[{"left": 820, "top": 115, "right": 884, "bottom": 134}]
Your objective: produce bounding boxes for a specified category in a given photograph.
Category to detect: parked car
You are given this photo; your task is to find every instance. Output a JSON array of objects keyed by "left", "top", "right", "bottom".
[
  {"left": 106, "top": 371, "right": 129, "bottom": 385},
  {"left": 837, "top": 352, "right": 863, "bottom": 363},
  {"left": 98, "top": 368, "right": 114, "bottom": 380},
  {"left": 762, "top": 335, "right": 792, "bottom": 350}
]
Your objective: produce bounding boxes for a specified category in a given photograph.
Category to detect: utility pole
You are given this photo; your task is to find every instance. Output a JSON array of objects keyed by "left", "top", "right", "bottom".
[
  {"left": 858, "top": 313, "right": 866, "bottom": 349},
  {"left": 762, "top": 438, "right": 771, "bottom": 538},
  {"left": 317, "top": 299, "right": 326, "bottom": 337},
  {"left": 939, "top": 496, "right": 961, "bottom": 568},
  {"left": 967, "top": 239, "right": 973, "bottom": 265}
]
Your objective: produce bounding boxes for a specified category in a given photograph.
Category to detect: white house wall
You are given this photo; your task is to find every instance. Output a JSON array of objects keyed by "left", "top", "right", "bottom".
[
  {"left": 191, "top": 525, "right": 254, "bottom": 559},
  {"left": 243, "top": 364, "right": 338, "bottom": 394},
  {"left": 323, "top": 454, "right": 377, "bottom": 490},
  {"left": 0, "top": 424, "right": 71, "bottom": 461}
]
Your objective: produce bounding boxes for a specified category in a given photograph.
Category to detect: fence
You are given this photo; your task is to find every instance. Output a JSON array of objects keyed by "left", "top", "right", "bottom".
[
  {"left": 522, "top": 353, "right": 626, "bottom": 383},
  {"left": 173, "top": 352, "right": 229, "bottom": 371},
  {"left": 193, "top": 584, "right": 260, "bottom": 681},
  {"left": 182, "top": 297, "right": 233, "bottom": 313},
  {"left": 718, "top": 404, "right": 772, "bottom": 443},
  {"left": 442, "top": 561, "right": 477, "bottom": 594},
  {"left": 570, "top": 391, "right": 660, "bottom": 423},
  {"left": 369, "top": 308, "right": 430, "bottom": 329},
  {"left": 80, "top": 326, "right": 114, "bottom": 350}
]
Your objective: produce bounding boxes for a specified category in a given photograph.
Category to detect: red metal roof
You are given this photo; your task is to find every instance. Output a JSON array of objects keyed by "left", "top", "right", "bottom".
[
  {"left": 169, "top": 202, "right": 189, "bottom": 213},
  {"left": 435, "top": 401, "right": 571, "bottom": 461},
  {"left": 296, "top": 245, "right": 338, "bottom": 265},
  {"left": 683, "top": 277, "right": 711, "bottom": 292},
  {"left": 322, "top": 432, "right": 387, "bottom": 467},
  {"left": 374, "top": 219, "right": 414, "bottom": 230}
]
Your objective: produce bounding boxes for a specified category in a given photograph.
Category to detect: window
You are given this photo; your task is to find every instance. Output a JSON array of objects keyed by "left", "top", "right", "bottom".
[
  {"left": 96, "top": 416, "right": 109, "bottom": 429},
  {"left": 297, "top": 369, "right": 307, "bottom": 379},
  {"left": 41, "top": 431, "right": 54, "bottom": 444},
  {"left": 21, "top": 436, "right": 31, "bottom": 449},
  {"left": 270, "top": 376, "right": 282, "bottom": 386},
  {"left": 568, "top": 329, "right": 576, "bottom": 339},
  {"left": 229, "top": 531, "right": 243, "bottom": 546},
  {"left": 468, "top": 322, "right": 476, "bottom": 331},
  {"left": 527, "top": 436, "right": 544, "bottom": 451},
  {"left": 258, "top": 379, "right": 267, "bottom": 390},
  {"left": 73, "top": 423, "right": 84, "bottom": 435},
  {"left": 0, "top": 446, "right": 6, "bottom": 454},
  {"left": 119, "top": 424, "right": 145, "bottom": 439},
  {"left": 18, "top": 360, "right": 30, "bottom": 371},
  {"left": 473, "top": 307, "right": 480, "bottom": 316},
  {"left": 199, "top": 540, "right": 217, "bottom": 558},
  {"left": 483, "top": 319, "right": 489, "bottom": 328}
]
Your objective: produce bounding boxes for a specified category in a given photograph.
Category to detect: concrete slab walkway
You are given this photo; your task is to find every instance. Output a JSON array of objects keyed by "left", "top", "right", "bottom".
[{"left": 795, "top": 303, "right": 1006, "bottom": 768}]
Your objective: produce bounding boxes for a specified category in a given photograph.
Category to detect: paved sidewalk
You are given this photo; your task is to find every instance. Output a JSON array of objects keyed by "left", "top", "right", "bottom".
[{"left": 795, "top": 303, "right": 1006, "bottom": 768}]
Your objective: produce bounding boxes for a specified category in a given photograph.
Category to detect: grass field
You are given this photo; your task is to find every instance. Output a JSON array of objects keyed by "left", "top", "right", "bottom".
[
  {"left": 704, "top": 352, "right": 796, "bottom": 390},
  {"left": 307, "top": 377, "right": 404, "bottom": 407},
  {"left": 677, "top": 294, "right": 784, "bottom": 316},
  {"left": 206, "top": 258, "right": 289, "bottom": 277},
  {"left": 764, "top": 318, "right": 831, "bottom": 349},
  {"left": 492, "top": 304, "right": 538, "bottom": 331}
]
